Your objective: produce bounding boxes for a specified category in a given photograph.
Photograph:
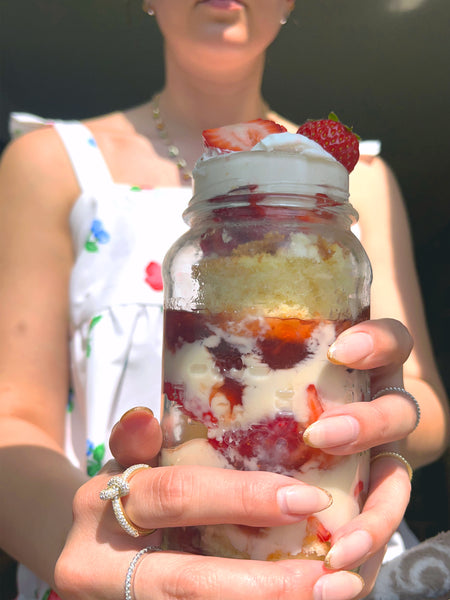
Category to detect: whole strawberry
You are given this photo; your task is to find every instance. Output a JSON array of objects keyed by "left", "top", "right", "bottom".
[{"left": 297, "top": 113, "right": 360, "bottom": 173}]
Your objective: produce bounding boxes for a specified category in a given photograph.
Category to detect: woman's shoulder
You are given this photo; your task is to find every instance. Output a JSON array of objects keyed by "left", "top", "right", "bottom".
[
  {"left": 350, "top": 153, "right": 406, "bottom": 225},
  {"left": 2, "top": 124, "right": 69, "bottom": 180},
  {"left": 0, "top": 124, "right": 79, "bottom": 207},
  {"left": 351, "top": 154, "right": 398, "bottom": 196},
  {"left": 83, "top": 110, "right": 137, "bottom": 140}
]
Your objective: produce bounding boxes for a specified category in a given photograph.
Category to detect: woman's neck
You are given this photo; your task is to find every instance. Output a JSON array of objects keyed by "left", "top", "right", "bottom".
[
  {"left": 159, "top": 48, "right": 269, "bottom": 135},
  {"left": 123, "top": 48, "right": 271, "bottom": 178}
]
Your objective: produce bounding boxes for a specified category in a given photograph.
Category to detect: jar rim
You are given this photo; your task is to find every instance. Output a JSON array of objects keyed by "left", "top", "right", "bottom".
[{"left": 184, "top": 187, "right": 358, "bottom": 226}]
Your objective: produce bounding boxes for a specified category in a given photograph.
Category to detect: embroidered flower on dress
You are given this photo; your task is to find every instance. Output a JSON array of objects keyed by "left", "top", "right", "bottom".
[
  {"left": 41, "top": 588, "right": 62, "bottom": 600},
  {"left": 130, "top": 184, "right": 154, "bottom": 191},
  {"left": 86, "top": 439, "right": 105, "bottom": 476},
  {"left": 85, "top": 219, "right": 110, "bottom": 252},
  {"left": 145, "top": 261, "right": 164, "bottom": 291}
]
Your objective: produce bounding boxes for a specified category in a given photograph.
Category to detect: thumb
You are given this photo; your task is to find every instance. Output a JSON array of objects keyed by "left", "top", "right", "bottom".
[{"left": 109, "top": 407, "right": 162, "bottom": 467}]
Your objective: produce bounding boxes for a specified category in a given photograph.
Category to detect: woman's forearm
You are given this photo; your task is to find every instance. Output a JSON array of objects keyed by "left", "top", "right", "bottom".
[
  {"left": 400, "top": 375, "right": 450, "bottom": 469},
  {"left": 0, "top": 417, "right": 87, "bottom": 587}
]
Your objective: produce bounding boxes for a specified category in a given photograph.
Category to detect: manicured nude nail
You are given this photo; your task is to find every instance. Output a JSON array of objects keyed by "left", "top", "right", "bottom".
[
  {"left": 325, "top": 530, "right": 373, "bottom": 570},
  {"left": 303, "top": 416, "right": 360, "bottom": 448},
  {"left": 313, "top": 571, "right": 365, "bottom": 600},
  {"left": 277, "top": 485, "right": 332, "bottom": 515},
  {"left": 120, "top": 406, "right": 154, "bottom": 422},
  {"left": 328, "top": 332, "right": 374, "bottom": 365}
]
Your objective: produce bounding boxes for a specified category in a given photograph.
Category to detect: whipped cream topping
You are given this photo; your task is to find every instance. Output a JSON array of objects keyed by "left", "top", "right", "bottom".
[
  {"left": 190, "top": 132, "right": 349, "bottom": 205},
  {"left": 251, "top": 132, "right": 338, "bottom": 162}
]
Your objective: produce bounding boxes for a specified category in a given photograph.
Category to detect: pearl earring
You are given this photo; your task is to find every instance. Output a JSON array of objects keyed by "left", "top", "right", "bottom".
[
  {"left": 280, "top": 15, "right": 288, "bottom": 25},
  {"left": 147, "top": 7, "right": 155, "bottom": 16}
]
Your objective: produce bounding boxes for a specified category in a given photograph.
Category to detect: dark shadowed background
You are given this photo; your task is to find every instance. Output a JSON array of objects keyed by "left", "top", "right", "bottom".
[{"left": 0, "top": 0, "right": 449, "bottom": 596}]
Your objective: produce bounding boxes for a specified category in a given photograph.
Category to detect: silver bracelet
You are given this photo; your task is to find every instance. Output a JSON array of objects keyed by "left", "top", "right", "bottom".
[
  {"left": 371, "top": 386, "right": 421, "bottom": 430},
  {"left": 125, "top": 546, "right": 162, "bottom": 600}
]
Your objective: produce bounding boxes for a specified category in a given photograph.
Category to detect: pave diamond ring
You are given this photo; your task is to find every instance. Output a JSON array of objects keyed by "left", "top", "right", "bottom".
[
  {"left": 125, "top": 546, "right": 162, "bottom": 600},
  {"left": 100, "top": 464, "right": 155, "bottom": 537}
]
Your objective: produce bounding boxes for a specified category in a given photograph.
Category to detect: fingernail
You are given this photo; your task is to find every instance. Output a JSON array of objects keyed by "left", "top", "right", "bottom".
[
  {"left": 120, "top": 406, "right": 154, "bottom": 422},
  {"left": 277, "top": 485, "right": 332, "bottom": 515},
  {"left": 328, "top": 332, "right": 374, "bottom": 365},
  {"left": 325, "top": 530, "right": 373, "bottom": 570},
  {"left": 313, "top": 571, "right": 365, "bottom": 600},
  {"left": 304, "top": 416, "right": 360, "bottom": 448}
]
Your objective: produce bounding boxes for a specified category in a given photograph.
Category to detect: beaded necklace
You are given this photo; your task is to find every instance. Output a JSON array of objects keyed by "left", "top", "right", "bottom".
[
  {"left": 150, "top": 94, "right": 271, "bottom": 183},
  {"left": 150, "top": 94, "right": 193, "bottom": 182}
]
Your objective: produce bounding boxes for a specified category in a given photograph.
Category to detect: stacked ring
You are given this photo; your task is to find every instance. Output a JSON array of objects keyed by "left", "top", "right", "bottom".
[
  {"left": 125, "top": 546, "right": 162, "bottom": 600},
  {"left": 371, "top": 386, "right": 421, "bottom": 431},
  {"left": 99, "top": 463, "right": 155, "bottom": 537},
  {"left": 370, "top": 451, "right": 413, "bottom": 481}
]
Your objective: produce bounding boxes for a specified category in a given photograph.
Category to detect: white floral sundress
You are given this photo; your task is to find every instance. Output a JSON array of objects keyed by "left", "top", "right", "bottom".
[{"left": 11, "top": 113, "right": 191, "bottom": 600}]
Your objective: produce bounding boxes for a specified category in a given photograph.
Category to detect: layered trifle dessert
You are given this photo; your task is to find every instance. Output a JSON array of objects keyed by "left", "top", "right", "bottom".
[{"left": 160, "top": 117, "right": 371, "bottom": 561}]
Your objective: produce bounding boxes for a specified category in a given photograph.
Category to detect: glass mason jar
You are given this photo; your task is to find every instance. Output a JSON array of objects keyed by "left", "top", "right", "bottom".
[{"left": 160, "top": 148, "right": 372, "bottom": 561}]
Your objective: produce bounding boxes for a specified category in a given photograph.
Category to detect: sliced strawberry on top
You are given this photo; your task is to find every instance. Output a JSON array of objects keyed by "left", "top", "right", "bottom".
[
  {"left": 202, "top": 119, "right": 287, "bottom": 152},
  {"left": 297, "top": 113, "right": 360, "bottom": 173}
]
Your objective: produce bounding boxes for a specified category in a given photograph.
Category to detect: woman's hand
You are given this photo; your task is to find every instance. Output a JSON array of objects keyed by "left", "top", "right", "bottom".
[
  {"left": 303, "top": 318, "right": 416, "bottom": 455},
  {"left": 54, "top": 445, "right": 364, "bottom": 600},
  {"left": 55, "top": 317, "right": 414, "bottom": 599},
  {"left": 107, "top": 395, "right": 411, "bottom": 599},
  {"left": 303, "top": 317, "right": 415, "bottom": 595}
]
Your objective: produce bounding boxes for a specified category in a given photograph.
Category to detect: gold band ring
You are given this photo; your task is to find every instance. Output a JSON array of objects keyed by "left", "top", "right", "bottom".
[
  {"left": 99, "top": 463, "right": 155, "bottom": 537},
  {"left": 370, "top": 451, "right": 413, "bottom": 481}
]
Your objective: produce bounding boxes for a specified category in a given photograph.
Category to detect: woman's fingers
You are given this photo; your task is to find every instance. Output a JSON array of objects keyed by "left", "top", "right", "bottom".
[
  {"left": 58, "top": 454, "right": 408, "bottom": 600},
  {"left": 306, "top": 453, "right": 412, "bottom": 599},
  {"left": 327, "top": 318, "right": 413, "bottom": 372},
  {"left": 303, "top": 390, "right": 419, "bottom": 454},
  {"left": 57, "top": 467, "right": 363, "bottom": 600},
  {"left": 58, "top": 543, "right": 362, "bottom": 600},
  {"left": 94, "top": 318, "right": 414, "bottom": 600},
  {"left": 355, "top": 547, "right": 387, "bottom": 599},
  {"left": 134, "top": 551, "right": 364, "bottom": 600},
  {"left": 117, "top": 466, "right": 332, "bottom": 530},
  {"left": 109, "top": 407, "right": 162, "bottom": 467},
  {"left": 323, "top": 452, "right": 411, "bottom": 575},
  {"left": 303, "top": 318, "right": 417, "bottom": 454},
  {"left": 144, "top": 553, "right": 322, "bottom": 600}
]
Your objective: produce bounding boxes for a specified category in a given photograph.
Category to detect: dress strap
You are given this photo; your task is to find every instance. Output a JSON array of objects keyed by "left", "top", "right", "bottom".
[
  {"left": 359, "top": 139, "right": 381, "bottom": 157},
  {"left": 52, "top": 121, "right": 114, "bottom": 192},
  {"left": 8, "top": 112, "right": 114, "bottom": 192}
]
